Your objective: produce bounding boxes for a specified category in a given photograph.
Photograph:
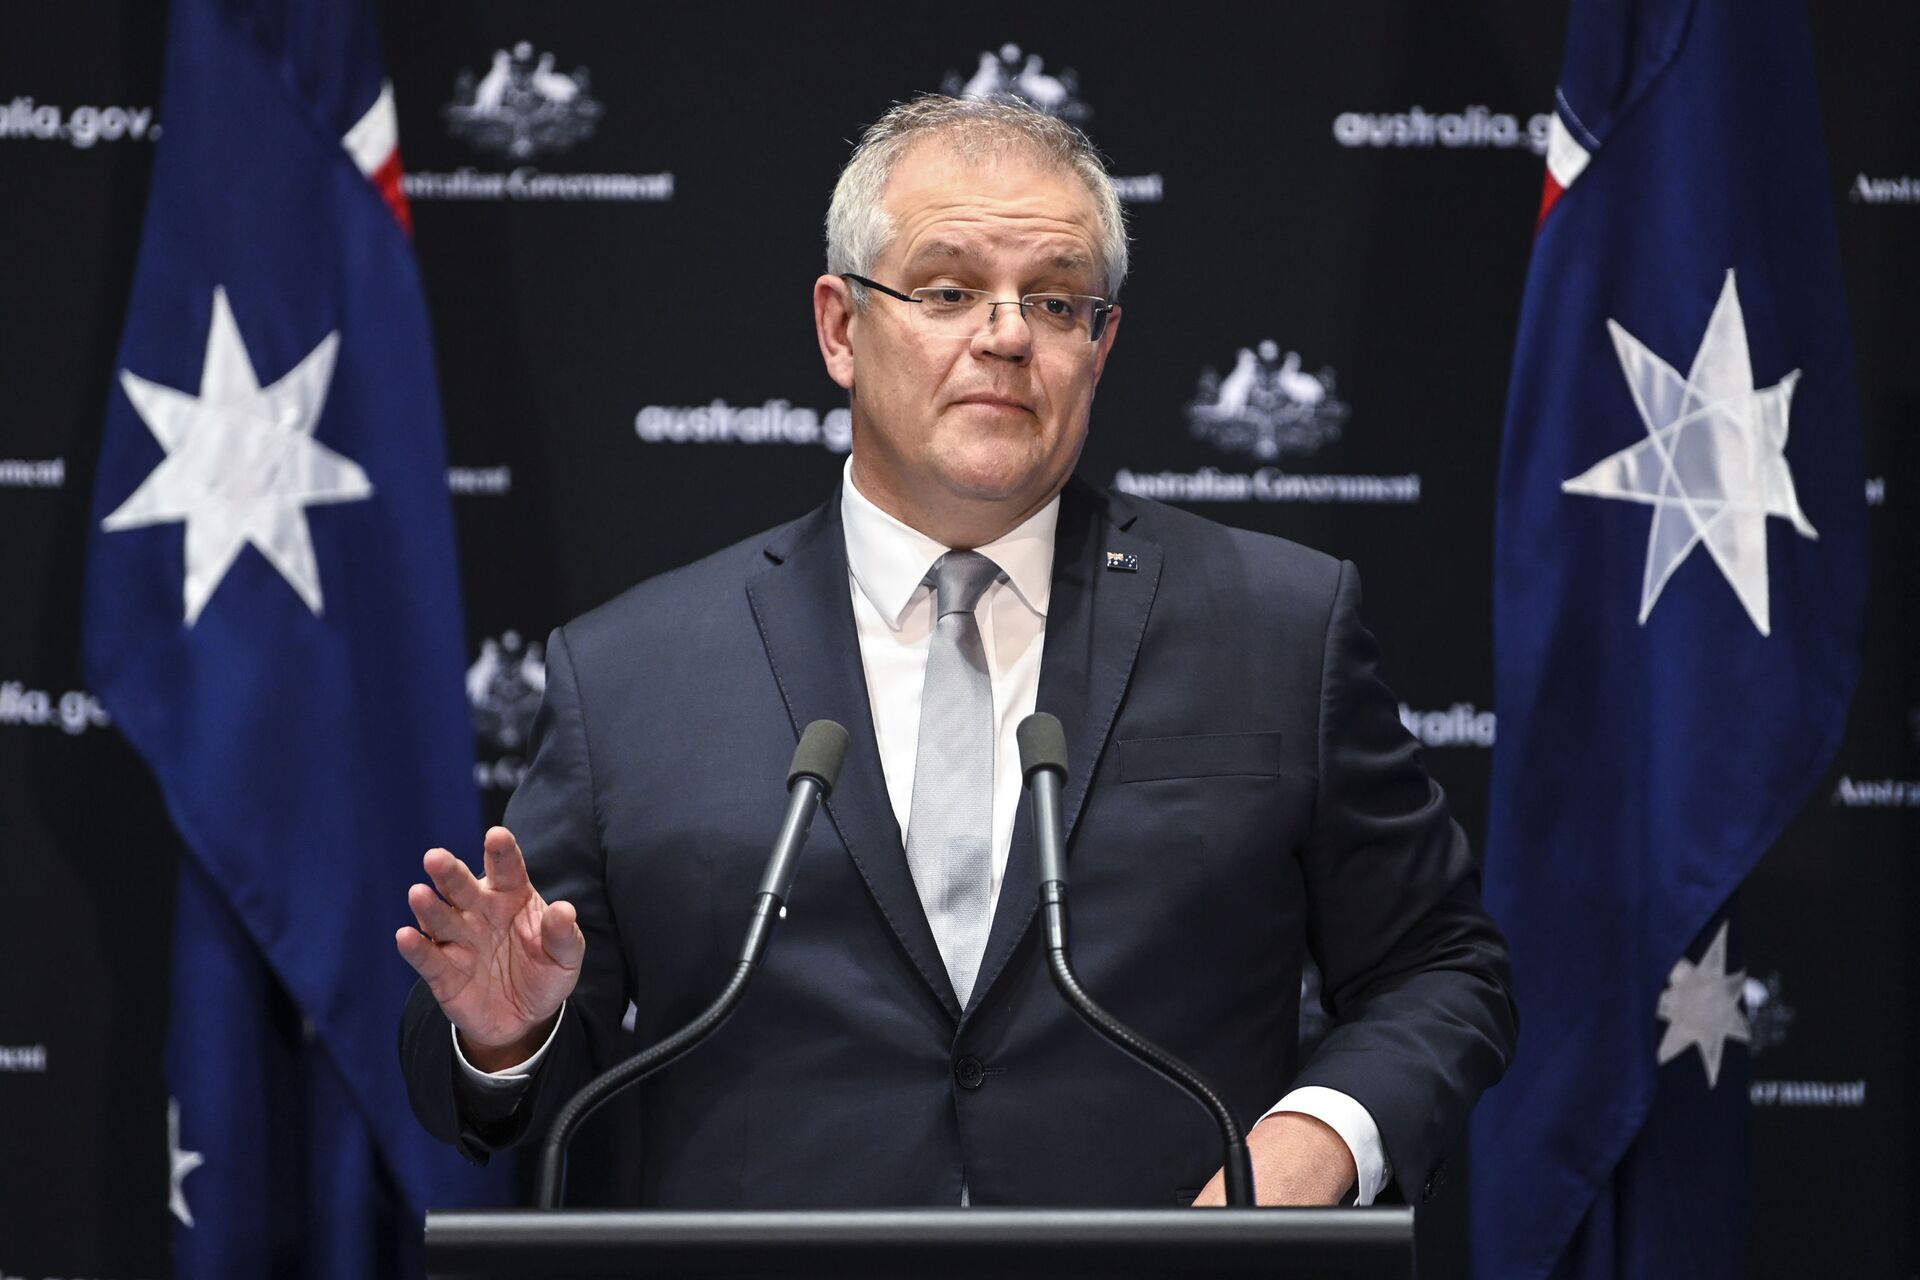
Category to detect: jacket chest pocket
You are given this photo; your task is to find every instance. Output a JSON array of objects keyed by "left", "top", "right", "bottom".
[{"left": 1102, "top": 730, "right": 1308, "bottom": 903}]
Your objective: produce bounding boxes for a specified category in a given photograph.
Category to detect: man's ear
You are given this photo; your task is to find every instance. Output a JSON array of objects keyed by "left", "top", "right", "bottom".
[{"left": 814, "top": 275, "right": 857, "bottom": 391}]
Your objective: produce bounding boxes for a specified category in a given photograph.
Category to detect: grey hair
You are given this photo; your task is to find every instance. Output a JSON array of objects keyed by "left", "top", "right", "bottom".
[{"left": 826, "top": 94, "right": 1129, "bottom": 301}]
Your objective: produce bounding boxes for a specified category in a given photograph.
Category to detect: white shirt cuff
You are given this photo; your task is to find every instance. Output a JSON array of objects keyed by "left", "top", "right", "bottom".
[
  {"left": 451, "top": 1003, "right": 566, "bottom": 1090},
  {"left": 1262, "top": 1085, "right": 1390, "bottom": 1206}
]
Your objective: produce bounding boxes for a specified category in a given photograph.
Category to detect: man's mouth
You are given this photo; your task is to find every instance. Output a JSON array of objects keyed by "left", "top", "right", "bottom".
[{"left": 951, "top": 395, "right": 1032, "bottom": 413}]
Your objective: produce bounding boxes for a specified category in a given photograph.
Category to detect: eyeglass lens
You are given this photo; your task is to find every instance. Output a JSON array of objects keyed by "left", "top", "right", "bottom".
[{"left": 909, "top": 288, "right": 1105, "bottom": 343}]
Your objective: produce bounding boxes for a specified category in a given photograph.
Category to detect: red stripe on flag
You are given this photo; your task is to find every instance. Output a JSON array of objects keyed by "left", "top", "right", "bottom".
[
  {"left": 1535, "top": 172, "right": 1565, "bottom": 234},
  {"left": 370, "top": 148, "right": 412, "bottom": 237}
]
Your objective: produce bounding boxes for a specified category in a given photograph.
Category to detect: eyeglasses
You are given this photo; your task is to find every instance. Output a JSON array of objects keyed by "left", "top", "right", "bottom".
[{"left": 842, "top": 273, "right": 1115, "bottom": 345}]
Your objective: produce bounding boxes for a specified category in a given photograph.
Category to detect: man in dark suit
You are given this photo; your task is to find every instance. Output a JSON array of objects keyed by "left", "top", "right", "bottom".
[{"left": 396, "top": 94, "right": 1516, "bottom": 1208}]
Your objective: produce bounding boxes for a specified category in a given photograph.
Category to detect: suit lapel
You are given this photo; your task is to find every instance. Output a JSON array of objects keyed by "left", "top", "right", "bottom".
[
  {"left": 746, "top": 494, "right": 963, "bottom": 1020},
  {"left": 964, "top": 479, "right": 1162, "bottom": 1019}
]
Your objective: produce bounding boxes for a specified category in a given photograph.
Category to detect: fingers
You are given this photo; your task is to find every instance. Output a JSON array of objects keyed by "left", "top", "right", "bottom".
[
  {"left": 422, "top": 846, "right": 484, "bottom": 911},
  {"left": 481, "top": 826, "right": 530, "bottom": 892},
  {"left": 395, "top": 925, "right": 450, "bottom": 982},
  {"left": 540, "top": 899, "right": 586, "bottom": 969},
  {"left": 407, "top": 882, "right": 463, "bottom": 944}
]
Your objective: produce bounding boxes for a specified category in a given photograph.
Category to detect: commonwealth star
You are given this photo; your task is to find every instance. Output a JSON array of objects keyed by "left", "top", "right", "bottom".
[
  {"left": 102, "top": 286, "right": 372, "bottom": 624},
  {"left": 1562, "top": 269, "right": 1817, "bottom": 636},
  {"left": 1655, "top": 920, "right": 1751, "bottom": 1089}
]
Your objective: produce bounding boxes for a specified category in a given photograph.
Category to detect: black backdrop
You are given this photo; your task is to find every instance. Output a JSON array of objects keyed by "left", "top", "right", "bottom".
[{"left": 2, "top": 4, "right": 1915, "bottom": 1277}]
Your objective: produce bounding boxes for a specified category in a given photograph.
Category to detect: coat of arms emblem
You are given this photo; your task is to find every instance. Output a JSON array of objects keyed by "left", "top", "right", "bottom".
[
  {"left": 1741, "top": 972, "right": 1795, "bottom": 1056},
  {"left": 468, "top": 630, "right": 546, "bottom": 755},
  {"left": 943, "top": 44, "right": 1091, "bottom": 122},
  {"left": 1187, "top": 340, "right": 1351, "bottom": 459},
  {"left": 445, "top": 42, "right": 603, "bottom": 158}
]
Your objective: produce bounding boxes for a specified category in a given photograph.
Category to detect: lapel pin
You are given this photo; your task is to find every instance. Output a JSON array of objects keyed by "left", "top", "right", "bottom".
[{"left": 1104, "top": 551, "right": 1138, "bottom": 573}]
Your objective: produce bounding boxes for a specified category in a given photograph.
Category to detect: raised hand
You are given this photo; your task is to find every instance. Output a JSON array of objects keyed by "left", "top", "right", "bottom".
[{"left": 395, "top": 826, "right": 585, "bottom": 1071}]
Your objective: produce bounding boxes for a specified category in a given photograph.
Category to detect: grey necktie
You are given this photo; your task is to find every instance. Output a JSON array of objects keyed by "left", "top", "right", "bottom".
[{"left": 904, "top": 549, "right": 1004, "bottom": 1008}]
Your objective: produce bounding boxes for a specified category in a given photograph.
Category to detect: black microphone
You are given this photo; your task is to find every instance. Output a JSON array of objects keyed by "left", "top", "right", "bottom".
[
  {"left": 533, "top": 719, "right": 849, "bottom": 1209},
  {"left": 739, "top": 720, "right": 849, "bottom": 966},
  {"left": 1017, "top": 713, "right": 1258, "bottom": 1207}
]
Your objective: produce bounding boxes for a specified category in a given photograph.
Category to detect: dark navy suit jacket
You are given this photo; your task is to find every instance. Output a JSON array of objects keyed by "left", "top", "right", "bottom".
[{"left": 400, "top": 477, "right": 1517, "bottom": 1206}]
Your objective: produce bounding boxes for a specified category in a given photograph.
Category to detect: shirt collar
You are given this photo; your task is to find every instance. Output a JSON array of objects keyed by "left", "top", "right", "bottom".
[{"left": 841, "top": 458, "right": 1058, "bottom": 630}]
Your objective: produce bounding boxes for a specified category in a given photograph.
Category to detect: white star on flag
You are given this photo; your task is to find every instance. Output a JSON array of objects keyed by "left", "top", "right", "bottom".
[
  {"left": 102, "top": 286, "right": 372, "bottom": 624},
  {"left": 1562, "top": 269, "right": 1817, "bottom": 636},
  {"left": 167, "top": 1097, "right": 204, "bottom": 1228},
  {"left": 1655, "top": 920, "right": 1751, "bottom": 1089}
]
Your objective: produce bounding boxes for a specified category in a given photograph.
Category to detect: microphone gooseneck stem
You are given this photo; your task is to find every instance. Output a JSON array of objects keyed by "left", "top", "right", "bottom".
[
  {"left": 1041, "top": 943, "right": 1256, "bottom": 1206},
  {"left": 1024, "top": 738, "right": 1257, "bottom": 1207},
  {"left": 533, "top": 719, "right": 848, "bottom": 1210},
  {"left": 534, "top": 959, "right": 755, "bottom": 1209}
]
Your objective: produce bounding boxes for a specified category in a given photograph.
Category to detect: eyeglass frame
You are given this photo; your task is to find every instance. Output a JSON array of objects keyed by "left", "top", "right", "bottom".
[{"left": 840, "top": 273, "right": 1116, "bottom": 345}]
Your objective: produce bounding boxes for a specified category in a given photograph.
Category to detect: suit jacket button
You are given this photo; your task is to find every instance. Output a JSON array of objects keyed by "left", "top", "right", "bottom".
[{"left": 954, "top": 1056, "right": 986, "bottom": 1089}]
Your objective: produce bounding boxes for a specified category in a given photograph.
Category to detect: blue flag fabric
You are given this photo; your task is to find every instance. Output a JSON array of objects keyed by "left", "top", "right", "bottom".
[
  {"left": 81, "top": 0, "right": 511, "bottom": 1271},
  {"left": 1469, "top": 1, "right": 1866, "bottom": 1277}
]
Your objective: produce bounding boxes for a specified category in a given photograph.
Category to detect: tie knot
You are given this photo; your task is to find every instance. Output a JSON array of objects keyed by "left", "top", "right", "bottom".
[{"left": 928, "top": 550, "right": 1003, "bottom": 618}]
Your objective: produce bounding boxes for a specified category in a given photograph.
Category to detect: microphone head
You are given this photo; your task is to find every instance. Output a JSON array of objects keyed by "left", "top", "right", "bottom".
[
  {"left": 1017, "top": 713, "right": 1069, "bottom": 781},
  {"left": 789, "top": 720, "right": 850, "bottom": 795}
]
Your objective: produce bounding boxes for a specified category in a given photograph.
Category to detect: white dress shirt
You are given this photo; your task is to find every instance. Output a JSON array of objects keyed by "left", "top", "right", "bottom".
[
  {"left": 457, "top": 460, "right": 1389, "bottom": 1205},
  {"left": 840, "top": 464, "right": 1054, "bottom": 913}
]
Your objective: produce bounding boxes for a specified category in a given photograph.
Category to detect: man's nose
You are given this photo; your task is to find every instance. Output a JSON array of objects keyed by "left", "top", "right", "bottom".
[{"left": 973, "top": 300, "right": 1033, "bottom": 361}]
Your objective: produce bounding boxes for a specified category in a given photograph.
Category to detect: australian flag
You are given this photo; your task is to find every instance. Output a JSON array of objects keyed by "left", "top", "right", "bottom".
[
  {"left": 81, "top": 0, "right": 510, "bottom": 1273},
  {"left": 1468, "top": 1, "right": 1867, "bottom": 1277}
]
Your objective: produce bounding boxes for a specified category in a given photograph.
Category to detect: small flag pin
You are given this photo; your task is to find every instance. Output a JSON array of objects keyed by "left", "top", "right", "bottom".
[{"left": 1104, "top": 551, "right": 1138, "bottom": 572}]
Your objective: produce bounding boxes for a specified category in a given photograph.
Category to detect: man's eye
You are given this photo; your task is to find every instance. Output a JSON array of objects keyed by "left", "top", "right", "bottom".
[
  {"left": 1028, "top": 296, "right": 1082, "bottom": 328},
  {"left": 916, "top": 287, "right": 979, "bottom": 314}
]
